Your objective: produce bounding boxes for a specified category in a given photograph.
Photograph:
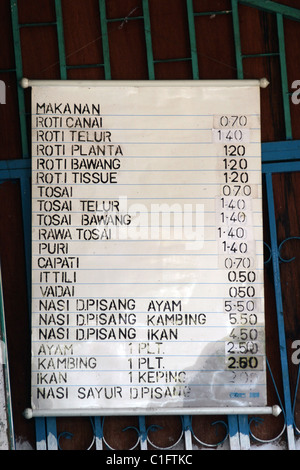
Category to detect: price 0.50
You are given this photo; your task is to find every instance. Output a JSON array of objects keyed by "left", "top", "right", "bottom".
[
  {"left": 229, "top": 285, "right": 256, "bottom": 298},
  {"left": 227, "top": 270, "right": 256, "bottom": 283}
]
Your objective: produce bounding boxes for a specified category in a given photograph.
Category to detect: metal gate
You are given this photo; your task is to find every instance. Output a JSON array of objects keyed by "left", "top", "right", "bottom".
[{"left": 0, "top": 0, "right": 300, "bottom": 450}]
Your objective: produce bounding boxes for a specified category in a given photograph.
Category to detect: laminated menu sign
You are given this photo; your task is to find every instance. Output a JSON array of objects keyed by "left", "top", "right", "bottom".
[{"left": 31, "top": 81, "right": 267, "bottom": 415}]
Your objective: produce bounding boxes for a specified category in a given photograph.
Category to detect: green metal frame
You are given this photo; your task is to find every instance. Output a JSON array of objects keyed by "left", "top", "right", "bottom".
[
  {"left": 1, "top": 0, "right": 300, "bottom": 450},
  {"left": 239, "top": 0, "right": 300, "bottom": 21}
]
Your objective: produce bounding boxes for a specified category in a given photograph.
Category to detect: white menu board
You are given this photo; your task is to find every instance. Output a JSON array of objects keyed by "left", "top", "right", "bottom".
[{"left": 30, "top": 81, "right": 267, "bottom": 415}]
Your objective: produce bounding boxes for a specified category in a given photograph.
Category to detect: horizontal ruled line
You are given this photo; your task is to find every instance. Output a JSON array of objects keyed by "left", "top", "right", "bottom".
[
  {"left": 31, "top": 383, "right": 266, "bottom": 388},
  {"left": 31, "top": 252, "right": 264, "bottom": 256},
  {"left": 31, "top": 127, "right": 261, "bottom": 131},
  {"left": 31, "top": 168, "right": 261, "bottom": 172},
  {"left": 32, "top": 281, "right": 264, "bottom": 285},
  {"left": 32, "top": 322, "right": 264, "bottom": 326},
  {"left": 31, "top": 239, "right": 264, "bottom": 243},
  {"left": 32, "top": 142, "right": 261, "bottom": 145},
  {"left": 31, "top": 324, "right": 265, "bottom": 328},
  {"left": 31, "top": 182, "right": 261, "bottom": 186},
  {"left": 31, "top": 339, "right": 265, "bottom": 344},
  {"left": 31, "top": 196, "right": 257, "bottom": 200},
  {"left": 31, "top": 368, "right": 265, "bottom": 373},
  {"left": 31, "top": 351, "right": 265, "bottom": 358},
  {"left": 31, "top": 295, "right": 264, "bottom": 300},
  {"left": 31, "top": 155, "right": 262, "bottom": 159},
  {"left": 32, "top": 267, "right": 264, "bottom": 273},
  {"left": 32, "top": 112, "right": 260, "bottom": 117},
  {"left": 32, "top": 312, "right": 265, "bottom": 316}
]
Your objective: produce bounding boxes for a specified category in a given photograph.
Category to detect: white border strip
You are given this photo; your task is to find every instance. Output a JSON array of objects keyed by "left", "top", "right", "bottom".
[
  {"left": 24, "top": 405, "right": 281, "bottom": 419},
  {"left": 20, "top": 78, "right": 269, "bottom": 88}
]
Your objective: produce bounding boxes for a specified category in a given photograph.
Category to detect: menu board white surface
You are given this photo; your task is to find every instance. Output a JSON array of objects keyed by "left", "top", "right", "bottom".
[{"left": 31, "top": 81, "right": 266, "bottom": 414}]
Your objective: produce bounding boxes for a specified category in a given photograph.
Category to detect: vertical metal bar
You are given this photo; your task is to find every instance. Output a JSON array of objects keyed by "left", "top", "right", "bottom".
[
  {"left": 182, "top": 415, "right": 193, "bottom": 449},
  {"left": 237, "top": 415, "right": 250, "bottom": 449},
  {"left": 10, "top": 1, "right": 49, "bottom": 449},
  {"left": 93, "top": 417, "right": 103, "bottom": 450},
  {"left": 186, "top": 0, "right": 199, "bottom": 79},
  {"left": 98, "top": 0, "right": 111, "bottom": 80},
  {"left": 276, "top": 13, "right": 292, "bottom": 140},
  {"left": 46, "top": 417, "right": 58, "bottom": 450},
  {"left": 35, "top": 417, "right": 47, "bottom": 450},
  {"left": 265, "top": 172, "right": 295, "bottom": 450},
  {"left": 142, "top": 0, "right": 155, "bottom": 80},
  {"left": 54, "top": 0, "right": 67, "bottom": 80},
  {"left": 231, "top": 0, "right": 244, "bottom": 79},
  {"left": 227, "top": 415, "right": 240, "bottom": 450},
  {"left": 19, "top": 176, "right": 31, "bottom": 312},
  {"left": 138, "top": 416, "right": 148, "bottom": 450},
  {"left": 228, "top": 5, "right": 247, "bottom": 445},
  {"left": 10, "top": 0, "right": 29, "bottom": 158}
]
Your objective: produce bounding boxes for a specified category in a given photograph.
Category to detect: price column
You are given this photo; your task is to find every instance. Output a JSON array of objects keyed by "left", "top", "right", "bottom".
[{"left": 214, "top": 114, "right": 265, "bottom": 402}]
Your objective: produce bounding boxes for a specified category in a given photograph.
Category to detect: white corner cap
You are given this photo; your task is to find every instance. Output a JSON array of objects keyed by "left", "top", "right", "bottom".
[
  {"left": 272, "top": 405, "right": 282, "bottom": 417},
  {"left": 23, "top": 408, "right": 33, "bottom": 419},
  {"left": 260, "top": 77, "right": 270, "bottom": 88},
  {"left": 20, "top": 78, "right": 29, "bottom": 89}
]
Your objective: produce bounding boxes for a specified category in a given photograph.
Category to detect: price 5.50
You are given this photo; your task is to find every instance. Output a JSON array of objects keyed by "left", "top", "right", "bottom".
[
  {"left": 227, "top": 312, "right": 258, "bottom": 325},
  {"left": 224, "top": 299, "right": 255, "bottom": 312}
]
